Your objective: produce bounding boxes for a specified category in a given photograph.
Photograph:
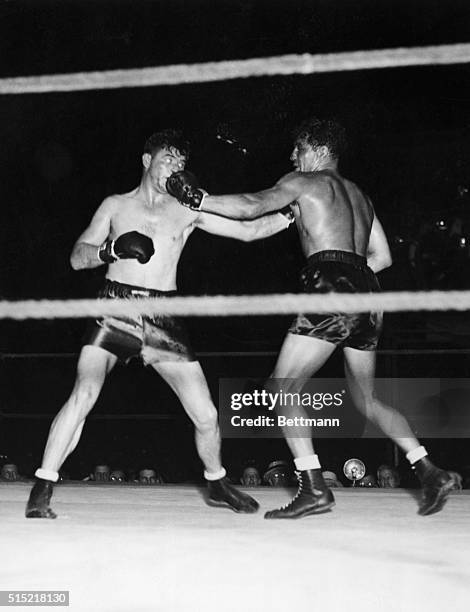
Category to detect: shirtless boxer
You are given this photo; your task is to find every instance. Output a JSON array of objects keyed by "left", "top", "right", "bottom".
[
  {"left": 26, "top": 129, "right": 293, "bottom": 518},
  {"left": 167, "top": 117, "right": 453, "bottom": 518}
]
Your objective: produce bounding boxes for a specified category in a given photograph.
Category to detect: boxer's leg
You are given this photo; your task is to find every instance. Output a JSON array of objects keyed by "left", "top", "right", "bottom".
[
  {"left": 26, "top": 346, "right": 117, "bottom": 518},
  {"left": 270, "top": 332, "right": 336, "bottom": 458},
  {"left": 265, "top": 333, "right": 336, "bottom": 519},
  {"left": 152, "top": 360, "right": 258, "bottom": 513},
  {"left": 343, "top": 347, "right": 419, "bottom": 451},
  {"left": 343, "top": 347, "right": 453, "bottom": 515}
]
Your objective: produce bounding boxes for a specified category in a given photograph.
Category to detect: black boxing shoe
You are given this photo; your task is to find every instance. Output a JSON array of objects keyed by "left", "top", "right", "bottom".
[
  {"left": 413, "top": 457, "right": 454, "bottom": 516},
  {"left": 207, "top": 477, "right": 259, "bottom": 513},
  {"left": 264, "top": 469, "right": 335, "bottom": 519},
  {"left": 25, "top": 478, "right": 57, "bottom": 519}
]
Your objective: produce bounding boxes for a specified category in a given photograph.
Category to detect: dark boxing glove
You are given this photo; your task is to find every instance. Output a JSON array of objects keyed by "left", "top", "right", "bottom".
[
  {"left": 166, "top": 170, "right": 207, "bottom": 211},
  {"left": 98, "top": 231, "right": 155, "bottom": 264}
]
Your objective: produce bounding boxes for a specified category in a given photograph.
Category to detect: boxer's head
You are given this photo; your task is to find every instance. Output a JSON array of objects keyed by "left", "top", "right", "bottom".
[
  {"left": 291, "top": 117, "right": 347, "bottom": 171},
  {"left": 142, "top": 129, "right": 190, "bottom": 192}
]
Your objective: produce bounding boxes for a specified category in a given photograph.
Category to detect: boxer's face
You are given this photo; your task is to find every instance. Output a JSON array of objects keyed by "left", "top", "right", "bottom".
[
  {"left": 291, "top": 138, "right": 328, "bottom": 172},
  {"left": 144, "top": 146, "right": 187, "bottom": 192}
]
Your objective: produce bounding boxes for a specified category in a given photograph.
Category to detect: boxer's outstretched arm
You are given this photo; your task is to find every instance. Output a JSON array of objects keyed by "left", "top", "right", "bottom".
[
  {"left": 201, "top": 173, "right": 303, "bottom": 219},
  {"left": 367, "top": 213, "right": 392, "bottom": 273},
  {"left": 70, "top": 198, "right": 114, "bottom": 270},
  {"left": 195, "top": 209, "right": 293, "bottom": 241}
]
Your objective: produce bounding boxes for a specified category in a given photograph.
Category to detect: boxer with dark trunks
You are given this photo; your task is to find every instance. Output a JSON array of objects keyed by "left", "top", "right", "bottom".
[
  {"left": 288, "top": 250, "right": 382, "bottom": 350},
  {"left": 169, "top": 117, "right": 453, "bottom": 518},
  {"left": 86, "top": 279, "right": 196, "bottom": 364},
  {"left": 26, "top": 129, "right": 294, "bottom": 518}
]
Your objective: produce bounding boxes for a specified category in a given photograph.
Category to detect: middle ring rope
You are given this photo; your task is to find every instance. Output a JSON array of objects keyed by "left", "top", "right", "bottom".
[{"left": 1, "top": 290, "right": 470, "bottom": 320}]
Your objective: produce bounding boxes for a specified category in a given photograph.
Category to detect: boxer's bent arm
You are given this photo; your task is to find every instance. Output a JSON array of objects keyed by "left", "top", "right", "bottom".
[
  {"left": 195, "top": 210, "right": 291, "bottom": 241},
  {"left": 201, "top": 173, "right": 302, "bottom": 219},
  {"left": 367, "top": 213, "right": 392, "bottom": 273},
  {"left": 70, "top": 197, "right": 114, "bottom": 270}
]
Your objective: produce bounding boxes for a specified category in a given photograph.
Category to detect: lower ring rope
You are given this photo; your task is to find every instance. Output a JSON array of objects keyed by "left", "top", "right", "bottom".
[{"left": 1, "top": 290, "right": 470, "bottom": 320}]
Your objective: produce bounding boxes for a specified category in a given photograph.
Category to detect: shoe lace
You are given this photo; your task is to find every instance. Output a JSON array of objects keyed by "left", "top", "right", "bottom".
[{"left": 279, "top": 471, "right": 303, "bottom": 510}]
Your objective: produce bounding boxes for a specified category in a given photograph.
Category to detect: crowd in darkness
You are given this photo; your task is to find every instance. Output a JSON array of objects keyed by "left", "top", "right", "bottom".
[
  {"left": 1, "top": 458, "right": 467, "bottom": 491},
  {"left": 390, "top": 212, "right": 470, "bottom": 292}
]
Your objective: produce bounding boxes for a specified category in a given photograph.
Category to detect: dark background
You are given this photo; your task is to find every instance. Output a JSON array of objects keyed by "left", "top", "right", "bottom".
[{"left": 1, "top": 0, "right": 470, "bottom": 483}]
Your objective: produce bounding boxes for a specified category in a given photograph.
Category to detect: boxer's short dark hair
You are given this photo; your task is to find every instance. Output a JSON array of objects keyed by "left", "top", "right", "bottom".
[
  {"left": 293, "top": 117, "right": 347, "bottom": 159},
  {"left": 144, "top": 129, "right": 190, "bottom": 159}
]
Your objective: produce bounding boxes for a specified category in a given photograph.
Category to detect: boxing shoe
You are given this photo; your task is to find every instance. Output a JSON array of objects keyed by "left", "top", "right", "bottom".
[
  {"left": 207, "top": 477, "right": 259, "bottom": 513},
  {"left": 25, "top": 478, "right": 57, "bottom": 519},
  {"left": 264, "top": 469, "right": 335, "bottom": 519},
  {"left": 413, "top": 457, "right": 453, "bottom": 516}
]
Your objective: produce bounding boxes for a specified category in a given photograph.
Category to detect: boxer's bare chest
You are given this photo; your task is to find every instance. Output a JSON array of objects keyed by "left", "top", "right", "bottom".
[{"left": 110, "top": 197, "right": 193, "bottom": 243}]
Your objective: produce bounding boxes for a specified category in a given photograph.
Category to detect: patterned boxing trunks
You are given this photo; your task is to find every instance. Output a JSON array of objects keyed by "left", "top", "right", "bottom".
[
  {"left": 84, "top": 279, "right": 196, "bottom": 363},
  {"left": 289, "top": 250, "right": 383, "bottom": 350}
]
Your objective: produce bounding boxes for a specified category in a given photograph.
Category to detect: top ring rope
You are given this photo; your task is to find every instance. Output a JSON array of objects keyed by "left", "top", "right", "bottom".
[
  {"left": 1, "top": 290, "right": 470, "bottom": 320},
  {"left": 1, "top": 43, "right": 470, "bottom": 94}
]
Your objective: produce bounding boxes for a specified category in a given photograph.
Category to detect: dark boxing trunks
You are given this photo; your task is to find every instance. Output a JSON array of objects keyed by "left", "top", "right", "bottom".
[
  {"left": 84, "top": 279, "right": 196, "bottom": 364},
  {"left": 289, "top": 250, "right": 383, "bottom": 350}
]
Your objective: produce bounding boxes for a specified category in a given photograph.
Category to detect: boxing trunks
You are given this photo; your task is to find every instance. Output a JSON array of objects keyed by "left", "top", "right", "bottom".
[
  {"left": 289, "top": 250, "right": 383, "bottom": 350},
  {"left": 84, "top": 279, "right": 196, "bottom": 363}
]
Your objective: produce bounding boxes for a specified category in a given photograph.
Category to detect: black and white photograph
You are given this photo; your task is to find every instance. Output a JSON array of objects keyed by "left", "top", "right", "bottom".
[{"left": 1, "top": 1, "right": 469, "bottom": 610}]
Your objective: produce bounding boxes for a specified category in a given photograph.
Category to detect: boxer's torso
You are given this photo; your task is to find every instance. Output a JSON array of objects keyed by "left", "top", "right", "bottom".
[
  {"left": 105, "top": 189, "right": 195, "bottom": 290},
  {"left": 290, "top": 170, "right": 374, "bottom": 260}
]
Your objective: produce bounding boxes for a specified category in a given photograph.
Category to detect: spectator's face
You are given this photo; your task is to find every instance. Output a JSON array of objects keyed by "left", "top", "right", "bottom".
[
  {"left": 110, "top": 470, "right": 125, "bottom": 483},
  {"left": 378, "top": 469, "right": 399, "bottom": 488},
  {"left": 266, "top": 469, "right": 289, "bottom": 487},
  {"left": 241, "top": 468, "right": 261, "bottom": 487},
  {"left": 359, "top": 475, "right": 377, "bottom": 488},
  {"left": 448, "top": 471, "right": 463, "bottom": 490},
  {"left": 139, "top": 469, "right": 157, "bottom": 484},
  {"left": 1, "top": 464, "right": 19, "bottom": 480},
  {"left": 94, "top": 465, "right": 110, "bottom": 482}
]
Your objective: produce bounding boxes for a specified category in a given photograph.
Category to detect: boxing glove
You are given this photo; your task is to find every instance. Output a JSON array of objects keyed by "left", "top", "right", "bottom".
[
  {"left": 166, "top": 170, "right": 207, "bottom": 211},
  {"left": 99, "top": 231, "right": 155, "bottom": 264}
]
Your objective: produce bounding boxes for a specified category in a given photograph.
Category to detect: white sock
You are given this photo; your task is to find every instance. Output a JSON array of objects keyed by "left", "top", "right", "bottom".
[
  {"left": 35, "top": 468, "right": 59, "bottom": 482},
  {"left": 294, "top": 454, "right": 321, "bottom": 471},
  {"left": 406, "top": 446, "right": 428, "bottom": 465},
  {"left": 204, "top": 467, "right": 227, "bottom": 481}
]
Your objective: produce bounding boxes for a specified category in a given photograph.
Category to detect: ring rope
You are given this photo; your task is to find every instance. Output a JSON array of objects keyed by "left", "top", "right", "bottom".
[
  {"left": 1, "top": 43, "right": 469, "bottom": 94},
  {"left": 1, "top": 290, "right": 470, "bottom": 320}
]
